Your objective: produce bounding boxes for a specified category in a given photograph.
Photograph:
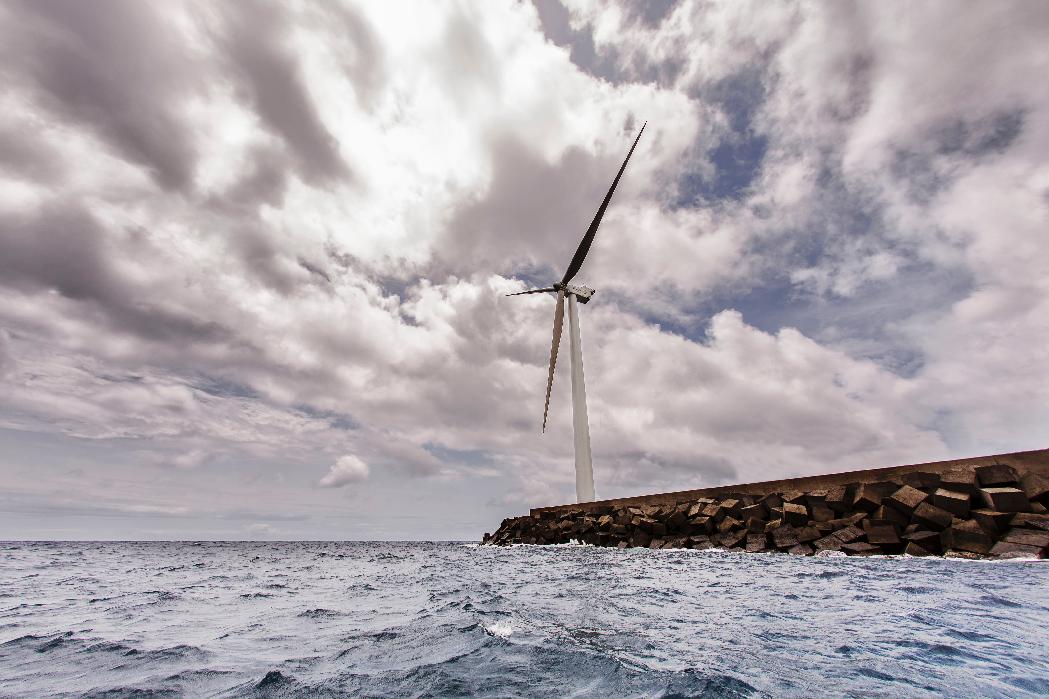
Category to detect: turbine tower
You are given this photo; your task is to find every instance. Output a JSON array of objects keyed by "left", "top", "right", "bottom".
[{"left": 507, "top": 122, "right": 646, "bottom": 503}]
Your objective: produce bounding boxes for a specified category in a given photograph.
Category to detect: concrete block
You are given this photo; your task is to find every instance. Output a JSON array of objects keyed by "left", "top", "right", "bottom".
[
  {"left": 852, "top": 483, "right": 885, "bottom": 512},
  {"left": 975, "top": 463, "right": 1020, "bottom": 487},
  {"left": 629, "top": 531, "right": 652, "bottom": 548},
  {"left": 970, "top": 509, "right": 1015, "bottom": 535},
  {"left": 825, "top": 485, "right": 853, "bottom": 513},
  {"left": 809, "top": 502, "right": 835, "bottom": 522},
  {"left": 721, "top": 499, "right": 743, "bottom": 517},
  {"left": 771, "top": 524, "right": 800, "bottom": 549},
  {"left": 834, "top": 525, "right": 865, "bottom": 543},
  {"left": 795, "top": 526, "right": 821, "bottom": 543},
  {"left": 690, "top": 536, "right": 714, "bottom": 550},
  {"left": 902, "top": 530, "right": 941, "bottom": 554},
  {"left": 902, "top": 471, "right": 941, "bottom": 491},
  {"left": 813, "top": 534, "right": 842, "bottom": 551},
  {"left": 717, "top": 530, "right": 746, "bottom": 548},
  {"left": 989, "top": 541, "right": 1044, "bottom": 559},
  {"left": 911, "top": 502, "right": 953, "bottom": 531},
  {"left": 782, "top": 491, "right": 807, "bottom": 504},
  {"left": 863, "top": 523, "right": 901, "bottom": 546},
  {"left": 1011, "top": 513, "right": 1049, "bottom": 531},
  {"left": 1032, "top": 502, "right": 1049, "bottom": 514},
  {"left": 941, "top": 519, "right": 993, "bottom": 555},
  {"left": 701, "top": 503, "right": 721, "bottom": 519},
  {"left": 649, "top": 538, "right": 665, "bottom": 549},
  {"left": 746, "top": 517, "right": 766, "bottom": 533},
  {"left": 740, "top": 503, "right": 768, "bottom": 522},
  {"left": 1020, "top": 472, "right": 1049, "bottom": 503},
  {"left": 873, "top": 504, "right": 910, "bottom": 529},
  {"left": 841, "top": 542, "right": 881, "bottom": 555},
  {"left": 805, "top": 490, "right": 828, "bottom": 505},
  {"left": 940, "top": 467, "right": 978, "bottom": 495},
  {"left": 1001, "top": 528, "right": 1049, "bottom": 550},
  {"left": 979, "top": 487, "right": 1030, "bottom": 513},
  {"left": 783, "top": 502, "right": 809, "bottom": 526},
  {"left": 761, "top": 493, "right": 784, "bottom": 509},
  {"left": 787, "top": 543, "right": 814, "bottom": 556},
  {"left": 931, "top": 488, "right": 971, "bottom": 518},
  {"left": 688, "top": 516, "right": 714, "bottom": 534},
  {"left": 717, "top": 516, "right": 743, "bottom": 533},
  {"left": 746, "top": 532, "right": 768, "bottom": 553},
  {"left": 887, "top": 485, "right": 928, "bottom": 515},
  {"left": 904, "top": 542, "right": 934, "bottom": 556}
]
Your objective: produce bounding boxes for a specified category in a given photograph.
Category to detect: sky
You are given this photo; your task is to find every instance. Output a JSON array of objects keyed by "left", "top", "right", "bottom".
[{"left": 1, "top": 0, "right": 1047, "bottom": 540}]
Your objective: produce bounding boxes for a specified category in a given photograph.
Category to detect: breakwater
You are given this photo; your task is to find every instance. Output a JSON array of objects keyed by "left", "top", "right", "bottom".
[{"left": 483, "top": 449, "right": 1049, "bottom": 559}]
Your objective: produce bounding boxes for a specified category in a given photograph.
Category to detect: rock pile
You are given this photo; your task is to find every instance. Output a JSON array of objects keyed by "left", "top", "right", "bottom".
[{"left": 482, "top": 463, "right": 1049, "bottom": 559}]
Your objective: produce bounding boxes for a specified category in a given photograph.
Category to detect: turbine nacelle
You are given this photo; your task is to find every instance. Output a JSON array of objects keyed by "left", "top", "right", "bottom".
[{"left": 555, "top": 282, "right": 595, "bottom": 303}]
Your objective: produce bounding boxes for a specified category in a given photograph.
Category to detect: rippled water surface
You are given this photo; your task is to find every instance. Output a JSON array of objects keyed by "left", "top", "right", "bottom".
[{"left": 1, "top": 542, "right": 1047, "bottom": 698}]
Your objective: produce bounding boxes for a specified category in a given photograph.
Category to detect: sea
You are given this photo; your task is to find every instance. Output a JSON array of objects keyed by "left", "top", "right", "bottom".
[{"left": 0, "top": 541, "right": 1047, "bottom": 698}]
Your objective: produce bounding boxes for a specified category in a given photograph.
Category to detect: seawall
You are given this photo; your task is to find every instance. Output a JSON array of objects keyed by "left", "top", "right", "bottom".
[{"left": 482, "top": 448, "right": 1049, "bottom": 559}]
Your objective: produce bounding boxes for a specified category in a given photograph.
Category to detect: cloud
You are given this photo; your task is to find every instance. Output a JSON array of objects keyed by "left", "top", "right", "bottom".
[
  {"left": 0, "top": 1, "right": 1046, "bottom": 537},
  {"left": 318, "top": 455, "right": 370, "bottom": 488}
]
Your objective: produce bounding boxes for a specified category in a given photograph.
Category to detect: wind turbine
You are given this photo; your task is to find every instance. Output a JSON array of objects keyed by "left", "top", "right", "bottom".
[{"left": 507, "top": 122, "right": 646, "bottom": 503}]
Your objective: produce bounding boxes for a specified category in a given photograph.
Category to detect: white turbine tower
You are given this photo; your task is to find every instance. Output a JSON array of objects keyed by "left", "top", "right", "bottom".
[{"left": 507, "top": 122, "right": 646, "bottom": 503}]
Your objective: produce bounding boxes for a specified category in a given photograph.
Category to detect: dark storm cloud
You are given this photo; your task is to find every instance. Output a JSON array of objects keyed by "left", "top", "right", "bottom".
[
  {"left": 2, "top": 0, "right": 200, "bottom": 191},
  {"left": 221, "top": 2, "right": 351, "bottom": 184},
  {"left": 0, "top": 203, "right": 230, "bottom": 345}
]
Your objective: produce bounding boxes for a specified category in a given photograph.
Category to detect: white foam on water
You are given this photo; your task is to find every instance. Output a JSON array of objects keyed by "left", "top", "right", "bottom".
[{"left": 484, "top": 619, "right": 513, "bottom": 638}]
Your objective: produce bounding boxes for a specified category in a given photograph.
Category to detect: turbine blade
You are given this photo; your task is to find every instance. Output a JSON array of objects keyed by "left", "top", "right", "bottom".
[
  {"left": 505, "top": 287, "right": 557, "bottom": 297},
  {"left": 561, "top": 121, "right": 647, "bottom": 285},
  {"left": 542, "top": 289, "right": 566, "bottom": 433}
]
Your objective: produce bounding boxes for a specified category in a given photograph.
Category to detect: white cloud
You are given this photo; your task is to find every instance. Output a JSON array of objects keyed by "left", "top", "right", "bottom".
[
  {"left": 318, "top": 455, "right": 370, "bottom": 488},
  {"left": 0, "top": 0, "right": 1045, "bottom": 536}
]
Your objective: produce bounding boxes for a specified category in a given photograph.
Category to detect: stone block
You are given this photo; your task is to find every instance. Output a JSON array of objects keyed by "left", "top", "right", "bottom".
[
  {"left": 970, "top": 509, "right": 1015, "bottom": 535},
  {"left": 688, "top": 516, "right": 714, "bottom": 534},
  {"left": 834, "top": 525, "right": 865, "bottom": 543},
  {"left": 782, "top": 491, "right": 807, "bottom": 504},
  {"left": 904, "top": 542, "right": 934, "bottom": 556},
  {"left": 787, "top": 543, "right": 814, "bottom": 556},
  {"left": 746, "top": 533, "right": 768, "bottom": 553},
  {"left": 795, "top": 526, "right": 821, "bottom": 543},
  {"left": 975, "top": 463, "right": 1020, "bottom": 487},
  {"left": 813, "top": 522, "right": 834, "bottom": 534},
  {"left": 887, "top": 485, "right": 928, "bottom": 515},
  {"left": 1020, "top": 473, "right": 1049, "bottom": 503},
  {"left": 650, "top": 521, "right": 667, "bottom": 537},
  {"left": 902, "top": 471, "right": 941, "bottom": 491},
  {"left": 805, "top": 490, "right": 828, "bottom": 505},
  {"left": 597, "top": 515, "right": 614, "bottom": 529},
  {"left": 767, "top": 507, "right": 784, "bottom": 522},
  {"left": 1001, "top": 528, "right": 1049, "bottom": 550},
  {"left": 740, "top": 503, "right": 768, "bottom": 522},
  {"left": 771, "top": 524, "right": 800, "bottom": 549},
  {"left": 825, "top": 485, "right": 853, "bottom": 513},
  {"left": 701, "top": 503, "right": 721, "bottom": 519},
  {"left": 649, "top": 538, "right": 665, "bottom": 549},
  {"left": 782, "top": 502, "right": 809, "bottom": 526},
  {"left": 903, "top": 531, "right": 939, "bottom": 551},
  {"left": 717, "top": 516, "right": 743, "bottom": 533},
  {"left": 1032, "top": 502, "right": 1049, "bottom": 514},
  {"left": 931, "top": 488, "right": 971, "bottom": 518},
  {"left": 863, "top": 523, "right": 901, "bottom": 547},
  {"left": 940, "top": 467, "right": 978, "bottom": 495},
  {"left": 941, "top": 519, "right": 993, "bottom": 555},
  {"left": 616, "top": 540, "right": 630, "bottom": 549},
  {"left": 809, "top": 502, "right": 835, "bottom": 522},
  {"left": 989, "top": 541, "right": 1044, "bottom": 559},
  {"left": 841, "top": 541, "right": 881, "bottom": 555},
  {"left": 911, "top": 502, "right": 953, "bottom": 531},
  {"left": 979, "top": 487, "right": 1030, "bottom": 513}
]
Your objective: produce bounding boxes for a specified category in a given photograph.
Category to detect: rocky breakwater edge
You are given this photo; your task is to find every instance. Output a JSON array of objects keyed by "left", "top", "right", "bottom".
[{"left": 482, "top": 463, "right": 1049, "bottom": 559}]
